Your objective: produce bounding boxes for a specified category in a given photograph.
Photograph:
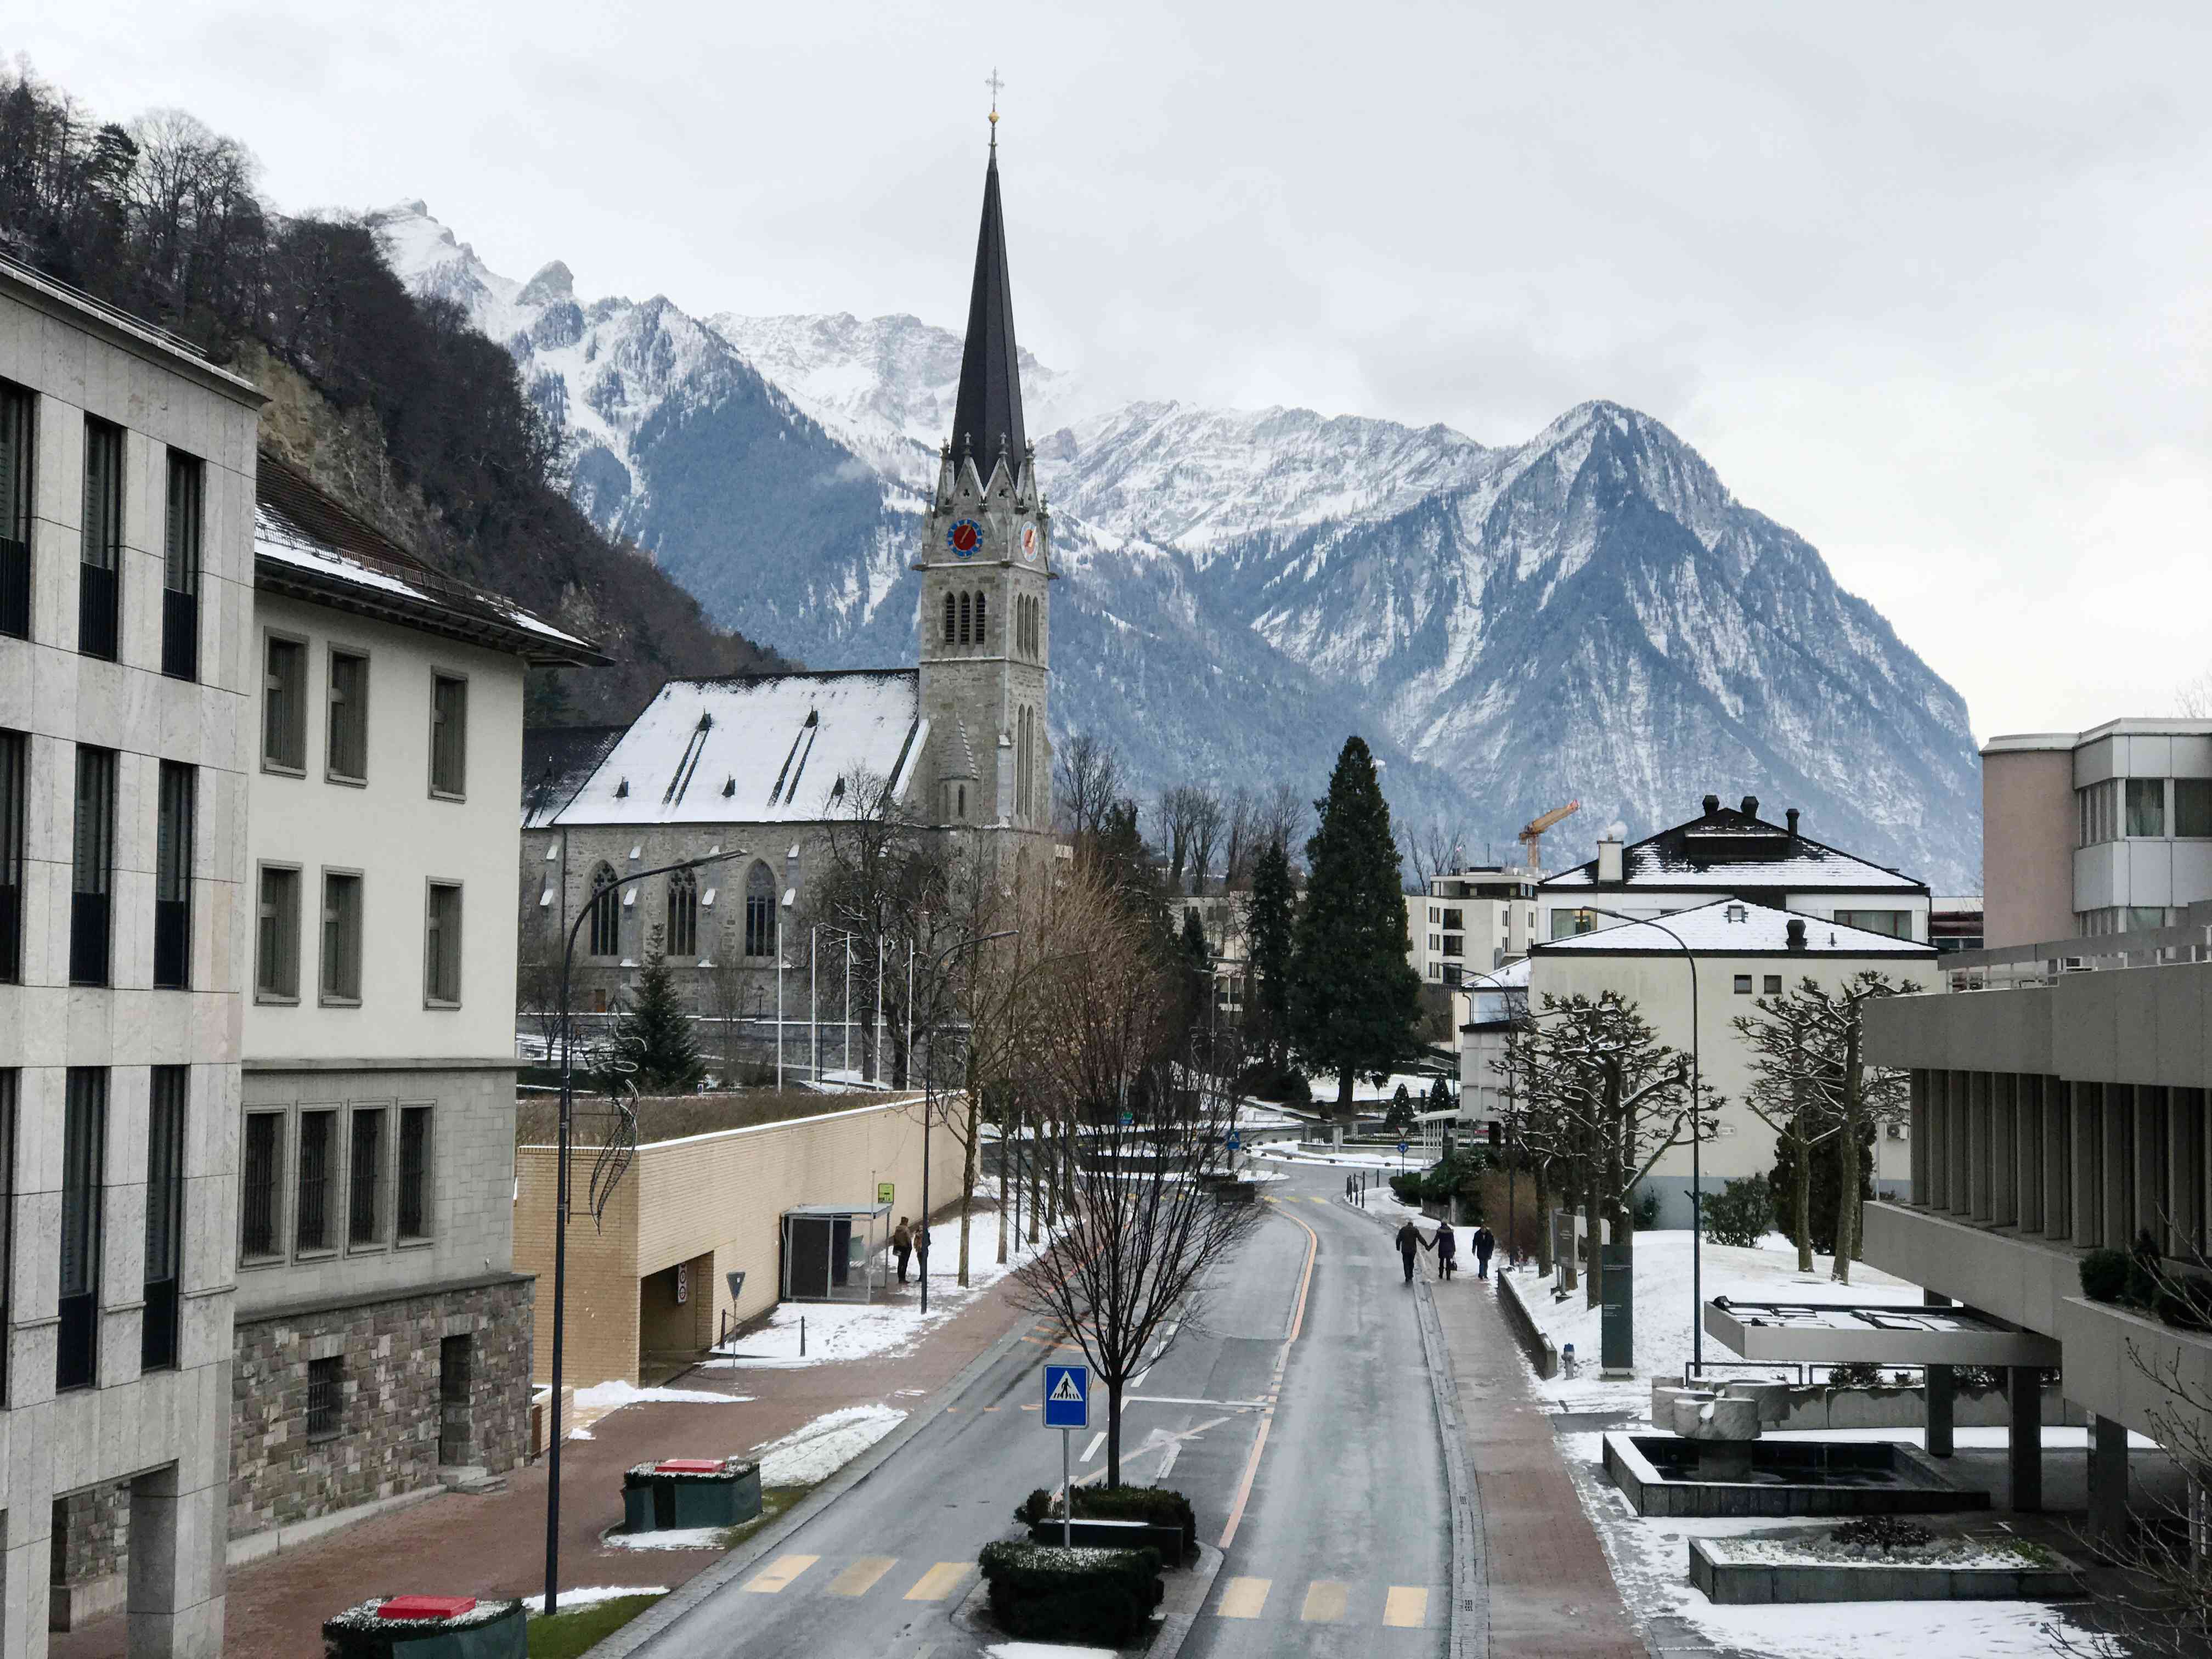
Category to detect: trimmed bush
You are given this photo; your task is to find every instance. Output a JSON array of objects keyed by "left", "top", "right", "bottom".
[
  {"left": 1697, "top": 1176, "right": 1771, "bottom": 1249},
  {"left": 1826, "top": 1361, "right": 1882, "bottom": 1389},
  {"left": 977, "top": 1542, "right": 1163, "bottom": 1645},
  {"left": 1389, "top": 1171, "right": 1425, "bottom": 1204},
  {"left": 1015, "top": 1485, "right": 1197, "bottom": 1560},
  {"left": 2079, "top": 1248, "right": 2130, "bottom": 1304}
]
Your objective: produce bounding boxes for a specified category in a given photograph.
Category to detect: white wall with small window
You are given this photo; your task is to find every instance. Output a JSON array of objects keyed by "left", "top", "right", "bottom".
[{"left": 244, "top": 593, "right": 522, "bottom": 1063}]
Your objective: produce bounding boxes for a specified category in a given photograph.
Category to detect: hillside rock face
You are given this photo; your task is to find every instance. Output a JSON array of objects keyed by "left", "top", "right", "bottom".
[{"left": 369, "top": 203, "right": 1980, "bottom": 889}]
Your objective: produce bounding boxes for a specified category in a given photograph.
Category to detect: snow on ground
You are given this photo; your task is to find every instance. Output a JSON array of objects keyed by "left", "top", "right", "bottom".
[
  {"left": 1252, "top": 1144, "right": 1435, "bottom": 1171},
  {"left": 601, "top": 1527, "right": 729, "bottom": 1552},
  {"left": 572, "top": 1381, "right": 753, "bottom": 1410},
  {"left": 753, "top": 1404, "right": 906, "bottom": 1486},
  {"left": 985, "top": 1644, "right": 1120, "bottom": 1658},
  {"left": 708, "top": 1208, "right": 1048, "bottom": 1369},
  {"left": 525, "top": 1585, "right": 669, "bottom": 1611},
  {"left": 1563, "top": 1434, "right": 2107, "bottom": 1659}
]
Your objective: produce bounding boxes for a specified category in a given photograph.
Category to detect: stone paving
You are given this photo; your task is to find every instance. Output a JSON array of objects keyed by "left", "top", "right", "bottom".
[{"left": 49, "top": 1249, "right": 1034, "bottom": 1659}]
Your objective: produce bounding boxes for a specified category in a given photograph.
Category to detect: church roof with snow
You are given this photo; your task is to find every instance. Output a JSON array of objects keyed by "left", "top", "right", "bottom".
[
  {"left": 1532, "top": 899, "right": 1936, "bottom": 959},
  {"left": 1541, "top": 795, "right": 1925, "bottom": 894},
  {"left": 539, "top": 670, "right": 928, "bottom": 827}
]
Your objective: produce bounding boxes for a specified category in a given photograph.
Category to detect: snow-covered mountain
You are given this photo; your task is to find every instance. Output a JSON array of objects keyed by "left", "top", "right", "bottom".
[{"left": 368, "top": 202, "right": 1981, "bottom": 889}]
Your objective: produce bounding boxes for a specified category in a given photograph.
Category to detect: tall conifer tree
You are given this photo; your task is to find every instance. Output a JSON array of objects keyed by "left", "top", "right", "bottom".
[
  {"left": 1288, "top": 737, "right": 1423, "bottom": 1115},
  {"left": 1246, "top": 837, "right": 1297, "bottom": 1071}
]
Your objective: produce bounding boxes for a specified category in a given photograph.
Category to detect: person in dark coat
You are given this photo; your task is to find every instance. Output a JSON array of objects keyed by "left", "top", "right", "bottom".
[
  {"left": 1434, "top": 1222, "right": 1458, "bottom": 1280},
  {"left": 891, "top": 1218, "right": 914, "bottom": 1284},
  {"left": 913, "top": 1222, "right": 932, "bottom": 1279},
  {"left": 1395, "top": 1220, "right": 1426, "bottom": 1283},
  {"left": 1471, "top": 1225, "right": 1496, "bottom": 1279}
]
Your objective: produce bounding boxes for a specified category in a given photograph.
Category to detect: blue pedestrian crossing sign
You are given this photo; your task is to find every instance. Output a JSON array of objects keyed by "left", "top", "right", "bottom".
[
  {"left": 1042, "top": 1363, "right": 1091, "bottom": 1430},
  {"left": 1224, "top": 1132, "right": 1241, "bottom": 1152}
]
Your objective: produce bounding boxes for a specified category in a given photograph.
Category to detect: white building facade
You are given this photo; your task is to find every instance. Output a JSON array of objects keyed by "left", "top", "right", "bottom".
[
  {"left": 0, "top": 258, "right": 262, "bottom": 1654},
  {"left": 1408, "top": 865, "right": 1539, "bottom": 986}
]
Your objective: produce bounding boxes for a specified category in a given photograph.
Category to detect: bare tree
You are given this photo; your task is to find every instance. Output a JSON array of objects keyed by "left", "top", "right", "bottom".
[
  {"left": 1733, "top": 982, "right": 1848, "bottom": 1274},
  {"left": 1187, "top": 787, "right": 1226, "bottom": 895},
  {"left": 1257, "top": 780, "right": 1309, "bottom": 868},
  {"left": 1054, "top": 730, "right": 1125, "bottom": 847},
  {"left": 1221, "top": 787, "right": 1259, "bottom": 890},
  {"left": 1784, "top": 972, "right": 1914, "bottom": 1283},
  {"left": 1156, "top": 785, "right": 1207, "bottom": 895},
  {"left": 1011, "top": 871, "right": 1261, "bottom": 1487},
  {"left": 2181, "top": 670, "right": 2212, "bottom": 719},
  {"left": 517, "top": 925, "right": 563, "bottom": 1060}
]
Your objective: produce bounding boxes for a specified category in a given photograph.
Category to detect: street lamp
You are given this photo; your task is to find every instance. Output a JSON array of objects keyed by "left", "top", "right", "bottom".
[
  {"left": 1461, "top": 964, "right": 1527, "bottom": 1262},
  {"left": 544, "top": 848, "right": 739, "bottom": 1617},
  {"left": 1576, "top": 905, "right": 1704, "bottom": 1376},
  {"left": 913, "top": 927, "right": 1018, "bottom": 1315}
]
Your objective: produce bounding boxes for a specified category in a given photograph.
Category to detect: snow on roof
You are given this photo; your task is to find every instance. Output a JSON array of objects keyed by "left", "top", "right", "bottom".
[
  {"left": 1542, "top": 799, "right": 1921, "bottom": 892},
  {"left": 1532, "top": 899, "right": 1934, "bottom": 957},
  {"left": 550, "top": 670, "right": 927, "bottom": 826}
]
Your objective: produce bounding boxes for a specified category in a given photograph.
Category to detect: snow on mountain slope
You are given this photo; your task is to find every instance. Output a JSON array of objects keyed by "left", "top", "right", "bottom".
[{"left": 370, "top": 201, "right": 1981, "bottom": 888}]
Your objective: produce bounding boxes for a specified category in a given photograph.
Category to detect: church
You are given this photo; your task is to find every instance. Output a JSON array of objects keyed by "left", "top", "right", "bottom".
[{"left": 518, "top": 131, "right": 1057, "bottom": 1038}]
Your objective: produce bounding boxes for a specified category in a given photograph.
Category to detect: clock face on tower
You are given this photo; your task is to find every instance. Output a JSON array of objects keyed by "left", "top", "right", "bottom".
[
  {"left": 947, "top": 518, "right": 983, "bottom": 558},
  {"left": 1019, "top": 522, "right": 1039, "bottom": 563}
]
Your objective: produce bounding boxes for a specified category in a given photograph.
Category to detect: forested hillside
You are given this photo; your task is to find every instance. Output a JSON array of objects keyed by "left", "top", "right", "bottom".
[{"left": 0, "top": 61, "right": 786, "bottom": 720}]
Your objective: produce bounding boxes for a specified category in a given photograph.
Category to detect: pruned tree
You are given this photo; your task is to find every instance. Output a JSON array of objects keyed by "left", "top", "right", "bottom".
[
  {"left": 1011, "top": 871, "right": 1261, "bottom": 1487},
  {"left": 1731, "top": 985, "right": 1846, "bottom": 1273}
]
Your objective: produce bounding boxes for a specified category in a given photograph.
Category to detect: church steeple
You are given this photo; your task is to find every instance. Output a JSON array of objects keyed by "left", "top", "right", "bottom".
[{"left": 951, "top": 142, "right": 1026, "bottom": 469}]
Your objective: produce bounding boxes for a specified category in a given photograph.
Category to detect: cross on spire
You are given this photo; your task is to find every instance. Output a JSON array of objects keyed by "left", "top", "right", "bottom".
[{"left": 986, "top": 68, "right": 1005, "bottom": 148}]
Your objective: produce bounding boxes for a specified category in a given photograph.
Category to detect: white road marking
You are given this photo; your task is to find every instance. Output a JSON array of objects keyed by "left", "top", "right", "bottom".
[{"left": 1081, "top": 1430, "right": 1106, "bottom": 1462}]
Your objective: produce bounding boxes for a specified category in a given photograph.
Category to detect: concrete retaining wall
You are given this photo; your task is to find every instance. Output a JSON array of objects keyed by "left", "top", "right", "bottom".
[
  {"left": 1496, "top": 1271, "right": 1558, "bottom": 1380},
  {"left": 1688, "top": 1536, "right": 2084, "bottom": 1604}
]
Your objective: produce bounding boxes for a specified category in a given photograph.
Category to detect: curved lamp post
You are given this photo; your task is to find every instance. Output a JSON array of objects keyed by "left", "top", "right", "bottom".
[
  {"left": 1575, "top": 905, "right": 1704, "bottom": 1376},
  {"left": 1460, "top": 963, "right": 1528, "bottom": 1261},
  {"left": 544, "top": 849, "right": 740, "bottom": 1616}
]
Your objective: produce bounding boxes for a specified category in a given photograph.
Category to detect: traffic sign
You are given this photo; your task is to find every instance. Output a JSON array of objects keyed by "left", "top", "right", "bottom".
[
  {"left": 1397, "top": 1140, "right": 1409, "bottom": 1155},
  {"left": 1043, "top": 1362, "right": 1091, "bottom": 1430},
  {"left": 1120, "top": 1111, "right": 1134, "bottom": 1126},
  {"left": 877, "top": 1181, "right": 895, "bottom": 1205},
  {"left": 1224, "top": 1132, "right": 1241, "bottom": 1152}
]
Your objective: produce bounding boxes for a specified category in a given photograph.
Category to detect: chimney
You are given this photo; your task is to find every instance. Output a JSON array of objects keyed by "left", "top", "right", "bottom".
[
  {"left": 1786, "top": 918, "right": 1807, "bottom": 952},
  {"left": 1741, "top": 794, "right": 1760, "bottom": 818},
  {"left": 1596, "top": 833, "right": 1624, "bottom": 885},
  {"left": 1786, "top": 808, "right": 1799, "bottom": 836},
  {"left": 1701, "top": 793, "right": 1721, "bottom": 816}
]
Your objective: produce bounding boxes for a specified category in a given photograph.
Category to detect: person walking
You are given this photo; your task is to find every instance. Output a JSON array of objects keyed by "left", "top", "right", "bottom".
[
  {"left": 1471, "top": 1224, "right": 1495, "bottom": 1280},
  {"left": 1434, "top": 1220, "right": 1458, "bottom": 1281},
  {"left": 891, "top": 1217, "right": 914, "bottom": 1285},
  {"left": 1395, "top": 1218, "right": 1426, "bottom": 1284}
]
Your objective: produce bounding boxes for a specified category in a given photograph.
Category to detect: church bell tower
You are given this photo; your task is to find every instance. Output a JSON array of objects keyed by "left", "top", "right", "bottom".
[{"left": 916, "top": 114, "right": 1053, "bottom": 833}]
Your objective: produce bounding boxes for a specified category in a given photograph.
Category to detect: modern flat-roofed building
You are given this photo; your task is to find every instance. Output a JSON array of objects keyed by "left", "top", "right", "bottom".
[
  {"left": 1982, "top": 721, "right": 2212, "bottom": 948},
  {"left": 0, "top": 255, "right": 263, "bottom": 1654},
  {"left": 1409, "top": 865, "right": 1539, "bottom": 986}
]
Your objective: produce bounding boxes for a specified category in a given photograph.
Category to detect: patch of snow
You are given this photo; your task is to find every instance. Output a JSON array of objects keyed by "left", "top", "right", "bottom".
[
  {"left": 524, "top": 1585, "right": 668, "bottom": 1613},
  {"left": 567, "top": 1428, "right": 594, "bottom": 1441},
  {"left": 753, "top": 1404, "right": 906, "bottom": 1487},
  {"left": 600, "top": 1527, "right": 729, "bottom": 1552},
  {"left": 986, "top": 1644, "right": 1123, "bottom": 1659},
  {"left": 572, "top": 1381, "right": 751, "bottom": 1410}
]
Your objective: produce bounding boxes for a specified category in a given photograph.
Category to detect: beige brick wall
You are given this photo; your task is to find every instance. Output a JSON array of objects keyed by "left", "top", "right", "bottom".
[{"left": 515, "top": 1093, "right": 967, "bottom": 1387}]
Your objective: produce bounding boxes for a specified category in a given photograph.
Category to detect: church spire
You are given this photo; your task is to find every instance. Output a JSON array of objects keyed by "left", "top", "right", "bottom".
[{"left": 951, "top": 126, "right": 1025, "bottom": 469}]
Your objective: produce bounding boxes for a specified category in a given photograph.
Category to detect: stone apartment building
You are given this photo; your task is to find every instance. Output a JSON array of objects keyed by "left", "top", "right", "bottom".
[
  {"left": 520, "top": 140, "right": 1058, "bottom": 1040},
  {"left": 0, "top": 255, "right": 261, "bottom": 1655},
  {"left": 223, "top": 459, "right": 598, "bottom": 1548}
]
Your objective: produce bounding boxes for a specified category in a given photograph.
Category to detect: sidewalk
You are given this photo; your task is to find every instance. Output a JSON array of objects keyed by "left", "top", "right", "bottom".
[
  {"left": 1421, "top": 1242, "right": 1648, "bottom": 1657},
  {"left": 51, "top": 1239, "right": 1036, "bottom": 1659}
]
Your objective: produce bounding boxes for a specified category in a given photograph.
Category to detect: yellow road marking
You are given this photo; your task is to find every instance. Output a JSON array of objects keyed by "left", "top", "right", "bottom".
[
  {"left": 904, "top": 1561, "right": 970, "bottom": 1601},
  {"left": 1300, "top": 1581, "right": 1349, "bottom": 1623},
  {"left": 826, "top": 1557, "right": 895, "bottom": 1598},
  {"left": 1384, "top": 1585, "right": 1429, "bottom": 1628},
  {"left": 1216, "top": 1576, "right": 1271, "bottom": 1618},
  {"left": 742, "top": 1554, "right": 818, "bottom": 1593}
]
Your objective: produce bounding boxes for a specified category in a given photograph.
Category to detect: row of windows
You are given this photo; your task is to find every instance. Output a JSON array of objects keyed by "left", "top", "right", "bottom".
[
  {"left": 0, "top": 731, "right": 199, "bottom": 990},
  {"left": 940, "top": 589, "right": 991, "bottom": 646},
  {"left": 1544, "top": 906, "right": 1915, "bottom": 941},
  {"left": 263, "top": 631, "right": 469, "bottom": 798},
  {"left": 582, "top": 861, "right": 777, "bottom": 960},
  {"left": 0, "top": 1066, "right": 188, "bottom": 1402},
  {"left": 1014, "top": 592, "right": 1042, "bottom": 658},
  {"left": 240, "top": 1101, "right": 436, "bottom": 1266},
  {"left": 2077, "top": 777, "right": 2212, "bottom": 846},
  {"left": 256, "top": 865, "right": 464, "bottom": 1007},
  {"left": 0, "top": 381, "right": 206, "bottom": 678}
]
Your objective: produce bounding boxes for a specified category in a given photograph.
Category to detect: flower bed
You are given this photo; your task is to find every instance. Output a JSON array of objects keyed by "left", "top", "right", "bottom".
[
  {"left": 322, "top": 1597, "right": 525, "bottom": 1658},
  {"left": 977, "top": 1542, "right": 1164, "bottom": 1645},
  {"left": 620, "top": 1458, "right": 761, "bottom": 1532},
  {"left": 1686, "top": 1523, "right": 2085, "bottom": 1606}
]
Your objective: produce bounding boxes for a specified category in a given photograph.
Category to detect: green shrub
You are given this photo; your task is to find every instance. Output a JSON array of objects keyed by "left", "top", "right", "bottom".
[
  {"left": 1013, "top": 1486, "right": 1197, "bottom": 1559},
  {"left": 1696, "top": 1176, "right": 1771, "bottom": 1249},
  {"left": 2080, "top": 1248, "right": 2130, "bottom": 1304},
  {"left": 1632, "top": 1191, "right": 1662, "bottom": 1231},
  {"left": 1389, "top": 1171, "right": 1425, "bottom": 1204},
  {"left": 1826, "top": 1361, "right": 1883, "bottom": 1388},
  {"left": 977, "top": 1542, "right": 1163, "bottom": 1645}
]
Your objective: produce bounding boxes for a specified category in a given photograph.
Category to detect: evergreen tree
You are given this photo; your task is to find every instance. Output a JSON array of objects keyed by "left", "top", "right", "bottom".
[
  {"left": 615, "top": 927, "right": 706, "bottom": 1093},
  {"left": 1246, "top": 837, "right": 1297, "bottom": 1070},
  {"left": 1384, "top": 1084, "right": 1415, "bottom": 1136},
  {"left": 1177, "top": 905, "right": 1213, "bottom": 1045},
  {"left": 1768, "top": 1125, "right": 1875, "bottom": 1257},
  {"left": 1287, "top": 737, "right": 1424, "bottom": 1116},
  {"left": 1427, "top": 1075, "right": 1454, "bottom": 1118}
]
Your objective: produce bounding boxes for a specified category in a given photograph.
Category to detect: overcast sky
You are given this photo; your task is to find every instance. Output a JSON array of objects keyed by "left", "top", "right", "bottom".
[{"left": 21, "top": 3, "right": 2212, "bottom": 740}]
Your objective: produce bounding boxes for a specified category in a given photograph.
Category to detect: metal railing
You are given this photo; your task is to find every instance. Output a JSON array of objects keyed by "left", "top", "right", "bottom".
[{"left": 1940, "top": 900, "right": 2212, "bottom": 991}]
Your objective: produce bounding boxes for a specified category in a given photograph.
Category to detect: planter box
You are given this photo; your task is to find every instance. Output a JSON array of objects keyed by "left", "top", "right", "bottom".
[
  {"left": 1604, "top": 1433, "right": 1989, "bottom": 1519},
  {"left": 1688, "top": 1536, "right": 2086, "bottom": 1604},
  {"left": 1028, "top": 1515, "right": 1188, "bottom": 1560},
  {"left": 322, "top": 1599, "right": 525, "bottom": 1659},
  {"left": 621, "top": 1458, "right": 762, "bottom": 1532}
]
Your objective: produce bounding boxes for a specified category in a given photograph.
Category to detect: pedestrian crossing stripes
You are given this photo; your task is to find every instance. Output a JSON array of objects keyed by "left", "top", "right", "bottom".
[
  {"left": 902, "top": 1561, "right": 970, "bottom": 1601},
  {"left": 825, "top": 1557, "right": 895, "bottom": 1597},
  {"left": 741, "top": 1554, "right": 972, "bottom": 1601},
  {"left": 1213, "top": 1575, "right": 1437, "bottom": 1628},
  {"left": 741, "top": 1554, "right": 819, "bottom": 1593}
]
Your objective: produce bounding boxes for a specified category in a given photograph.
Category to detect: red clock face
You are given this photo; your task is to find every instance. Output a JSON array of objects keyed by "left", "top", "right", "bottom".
[{"left": 947, "top": 519, "right": 982, "bottom": 557}]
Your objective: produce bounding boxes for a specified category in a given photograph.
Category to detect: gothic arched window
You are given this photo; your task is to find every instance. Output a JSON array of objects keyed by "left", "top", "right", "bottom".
[
  {"left": 958, "top": 592, "right": 972, "bottom": 645},
  {"left": 942, "top": 592, "right": 956, "bottom": 644},
  {"left": 666, "top": 867, "right": 698, "bottom": 957},
  {"left": 743, "top": 862, "right": 775, "bottom": 958},
  {"left": 975, "top": 590, "right": 988, "bottom": 644},
  {"left": 587, "top": 863, "right": 620, "bottom": 957}
]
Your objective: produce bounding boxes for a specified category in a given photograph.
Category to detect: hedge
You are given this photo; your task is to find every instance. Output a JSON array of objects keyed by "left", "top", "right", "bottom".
[
  {"left": 321, "top": 1600, "right": 524, "bottom": 1659},
  {"left": 978, "top": 1543, "right": 1162, "bottom": 1644},
  {"left": 1014, "top": 1484, "right": 1197, "bottom": 1559}
]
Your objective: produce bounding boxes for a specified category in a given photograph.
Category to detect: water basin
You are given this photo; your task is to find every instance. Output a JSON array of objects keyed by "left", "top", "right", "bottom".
[{"left": 1604, "top": 1434, "right": 1991, "bottom": 1519}]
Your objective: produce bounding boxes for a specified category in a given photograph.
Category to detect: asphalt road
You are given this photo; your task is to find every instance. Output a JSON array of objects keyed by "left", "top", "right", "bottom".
[{"left": 633, "top": 1160, "right": 1451, "bottom": 1658}]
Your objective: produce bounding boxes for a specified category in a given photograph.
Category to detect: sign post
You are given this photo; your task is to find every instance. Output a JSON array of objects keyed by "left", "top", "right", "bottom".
[{"left": 1042, "top": 1361, "right": 1091, "bottom": 1546}]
